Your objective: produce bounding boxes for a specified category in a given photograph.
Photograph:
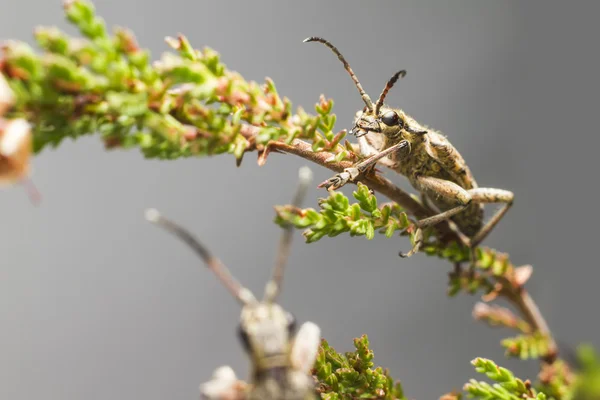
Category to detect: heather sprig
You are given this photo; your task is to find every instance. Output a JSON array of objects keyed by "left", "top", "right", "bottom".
[{"left": 1, "top": 2, "right": 595, "bottom": 400}]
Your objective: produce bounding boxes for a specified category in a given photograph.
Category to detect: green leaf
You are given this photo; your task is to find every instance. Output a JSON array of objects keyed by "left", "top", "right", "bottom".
[
  {"left": 315, "top": 336, "right": 406, "bottom": 400},
  {"left": 501, "top": 333, "right": 551, "bottom": 360},
  {"left": 275, "top": 184, "right": 411, "bottom": 246},
  {"left": 465, "top": 358, "right": 546, "bottom": 400}
]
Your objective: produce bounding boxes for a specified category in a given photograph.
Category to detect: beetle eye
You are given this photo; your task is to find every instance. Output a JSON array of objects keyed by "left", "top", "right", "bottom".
[
  {"left": 286, "top": 312, "right": 297, "bottom": 334},
  {"left": 237, "top": 324, "right": 251, "bottom": 352},
  {"left": 381, "top": 111, "right": 400, "bottom": 126}
]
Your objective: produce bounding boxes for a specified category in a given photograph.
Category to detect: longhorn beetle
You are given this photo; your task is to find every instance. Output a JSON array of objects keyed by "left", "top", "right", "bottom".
[
  {"left": 145, "top": 167, "right": 320, "bottom": 400},
  {"left": 304, "top": 37, "right": 514, "bottom": 265}
]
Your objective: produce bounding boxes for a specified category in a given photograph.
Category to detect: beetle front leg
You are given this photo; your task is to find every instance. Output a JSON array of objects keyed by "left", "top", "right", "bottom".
[
  {"left": 399, "top": 226, "right": 423, "bottom": 258},
  {"left": 318, "top": 140, "right": 409, "bottom": 190}
]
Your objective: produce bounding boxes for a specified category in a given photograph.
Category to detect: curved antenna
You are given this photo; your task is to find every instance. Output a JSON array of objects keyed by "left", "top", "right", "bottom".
[
  {"left": 375, "top": 70, "right": 406, "bottom": 115},
  {"left": 304, "top": 37, "right": 374, "bottom": 112},
  {"left": 263, "top": 166, "right": 313, "bottom": 302},
  {"left": 145, "top": 209, "right": 257, "bottom": 306}
]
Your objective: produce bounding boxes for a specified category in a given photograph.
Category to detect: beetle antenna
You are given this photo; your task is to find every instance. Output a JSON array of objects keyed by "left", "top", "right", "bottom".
[
  {"left": 145, "top": 209, "right": 257, "bottom": 305},
  {"left": 263, "top": 166, "right": 313, "bottom": 302},
  {"left": 304, "top": 36, "right": 374, "bottom": 112},
  {"left": 375, "top": 70, "right": 406, "bottom": 115}
]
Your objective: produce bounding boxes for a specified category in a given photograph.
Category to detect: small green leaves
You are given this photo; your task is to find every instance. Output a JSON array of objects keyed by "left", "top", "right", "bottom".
[
  {"left": 274, "top": 182, "right": 411, "bottom": 243},
  {"left": 538, "top": 359, "right": 576, "bottom": 400},
  {"left": 577, "top": 344, "right": 600, "bottom": 371},
  {"left": 165, "top": 34, "right": 197, "bottom": 61},
  {"left": 354, "top": 183, "right": 379, "bottom": 216},
  {"left": 34, "top": 27, "right": 70, "bottom": 55},
  {"left": 465, "top": 358, "right": 546, "bottom": 400},
  {"left": 64, "top": 0, "right": 108, "bottom": 41},
  {"left": 501, "top": 333, "right": 553, "bottom": 360},
  {"left": 1, "top": 1, "right": 355, "bottom": 166},
  {"left": 2, "top": 41, "right": 44, "bottom": 82},
  {"left": 315, "top": 335, "right": 406, "bottom": 400},
  {"left": 564, "top": 345, "right": 600, "bottom": 400}
]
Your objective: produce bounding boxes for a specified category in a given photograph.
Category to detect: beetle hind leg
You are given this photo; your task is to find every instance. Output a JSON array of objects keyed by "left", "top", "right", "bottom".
[
  {"left": 468, "top": 188, "right": 514, "bottom": 248},
  {"left": 403, "top": 177, "right": 514, "bottom": 269}
]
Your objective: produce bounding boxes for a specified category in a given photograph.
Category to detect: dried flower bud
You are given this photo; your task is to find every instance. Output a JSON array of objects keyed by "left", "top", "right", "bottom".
[
  {"left": 473, "top": 302, "right": 532, "bottom": 333},
  {"left": 513, "top": 264, "right": 533, "bottom": 287},
  {"left": 440, "top": 391, "right": 462, "bottom": 400},
  {"left": 0, "top": 118, "right": 32, "bottom": 185}
]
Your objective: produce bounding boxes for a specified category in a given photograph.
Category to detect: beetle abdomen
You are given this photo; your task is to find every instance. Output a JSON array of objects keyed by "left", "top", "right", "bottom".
[{"left": 451, "top": 202, "right": 484, "bottom": 238}]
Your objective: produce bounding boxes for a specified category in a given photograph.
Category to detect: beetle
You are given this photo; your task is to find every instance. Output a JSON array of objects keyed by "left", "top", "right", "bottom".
[
  {"left": 304, "top": 37, "right": 514, "bottom": 264},
  {"left": 145, "top": 167, "right": 320, "bottom": 400}
]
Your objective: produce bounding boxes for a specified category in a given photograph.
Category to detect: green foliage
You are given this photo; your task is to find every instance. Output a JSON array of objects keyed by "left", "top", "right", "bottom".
[
  {"left": 502, "top": 333, "right": 553, "bottom": 360},
  {"left": 274, "top": 182, "right": 410, "bottom": 243},
  {"left": 447, "top": 266, "right": 496, "bottom": 297},
  {"left": 275, "top": 183, "right": 514, "bottom": 284},
  {"left": 1, "top": 0, "right": 352, "bottom": 164},
  {"left": 274, "top": 183, "right": 572, "bottom": 395},
  {"left": 568, "top": 345, "right": 600, "bottom": 400},
  {"left": 538, "top": 360, "right": 576, "bottom": 400},
  {"left": 314, "top": 335, "right": 406, "bottom": 400},
  {"left": 465, "top": 358, "right": 546, "bottom": 400}
]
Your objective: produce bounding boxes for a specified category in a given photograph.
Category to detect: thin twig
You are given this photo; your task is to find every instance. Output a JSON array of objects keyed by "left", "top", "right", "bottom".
[{"left": 510, "top": 287, "right": 558, "bottom": 363}]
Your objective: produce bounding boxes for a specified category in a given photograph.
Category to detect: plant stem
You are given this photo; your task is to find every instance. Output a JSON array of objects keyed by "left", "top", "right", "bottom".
[{"left": 512, "top": 288, "right": 558, "bottom": 363}]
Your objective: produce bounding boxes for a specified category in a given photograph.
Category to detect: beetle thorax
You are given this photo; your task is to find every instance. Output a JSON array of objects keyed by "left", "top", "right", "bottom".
[{"left": 240, "top": 303, "right": 293, "bottom": 368}]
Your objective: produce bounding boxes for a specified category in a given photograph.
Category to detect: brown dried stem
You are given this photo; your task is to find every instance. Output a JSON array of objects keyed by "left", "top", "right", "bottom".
[{"left": 505, "top": 285, "right": 558, "bottom": 364}]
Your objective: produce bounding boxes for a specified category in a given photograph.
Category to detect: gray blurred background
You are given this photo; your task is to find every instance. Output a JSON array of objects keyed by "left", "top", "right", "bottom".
[{"left": 1, "top": 1, "right": 598, "bottom": 399}]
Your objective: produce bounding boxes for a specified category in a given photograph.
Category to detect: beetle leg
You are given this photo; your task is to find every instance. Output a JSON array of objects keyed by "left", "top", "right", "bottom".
[
  {"left": 420, "top": 193, "right": 436, "bottom": 213},
  {"left": 290, "top": 322, "right": 321, "bottom": 373},
  {"left": 399, "top": 226, "right": 423, "bottom": 258},
  {"left": 318, "top": 140, "right": 409, "bottom": 191},
  {"left": 468, "top": 188, "right": 514, "bottom": 247},
  {"left": 415, "top": 204, "right": 470, "bottom": 228},
  {"left": 200, "top": 366, "right": 248, "bottom": 400},
  {"left": 400, "top": 177, "right": 513, "bottom": 269},
  {"left": 398, "top": 176, "right": 471, "bottom": 260},
  {"left": 412, "top": 176, "right": 472, "bottom": 228}
]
